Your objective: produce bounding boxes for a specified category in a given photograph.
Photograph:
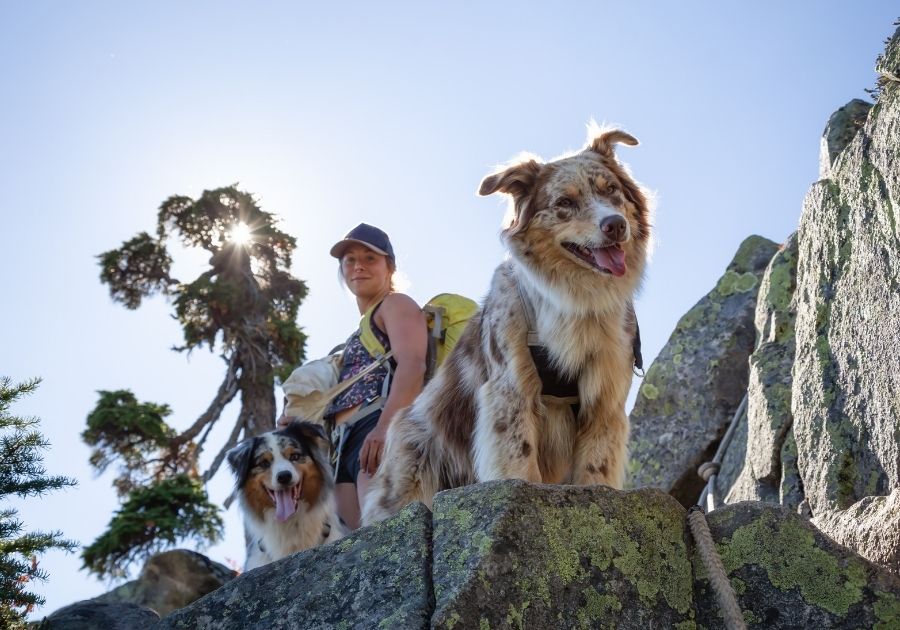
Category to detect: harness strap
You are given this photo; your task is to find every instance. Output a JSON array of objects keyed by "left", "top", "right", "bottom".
[
  {"left": 516, "top": 283, "right": 541, "bottom": 346},
  {"left": 330, "top": 398, "right": 386, "bottom": 470}
]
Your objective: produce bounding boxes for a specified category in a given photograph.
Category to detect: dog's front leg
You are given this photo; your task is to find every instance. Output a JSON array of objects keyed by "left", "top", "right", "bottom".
[
  {"left": 473, "top": 379, "right": 542, "bottom": 482},
  {"left": 572, "top": 404, "right": 629, "bottom": 489}
]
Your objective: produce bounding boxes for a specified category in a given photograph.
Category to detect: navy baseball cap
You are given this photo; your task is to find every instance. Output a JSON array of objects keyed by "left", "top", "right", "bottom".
[{"left": 329, "top": 223, "right": 395, "bottom": 261}]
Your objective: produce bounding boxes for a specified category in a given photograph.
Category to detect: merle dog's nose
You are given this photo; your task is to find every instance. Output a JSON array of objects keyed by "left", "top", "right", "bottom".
[
  {"left": 600, "top": 215, "right": 627, "bottom": 242},
  {"left": 276, "top": 470, "right": 293, "bottom": 486}
]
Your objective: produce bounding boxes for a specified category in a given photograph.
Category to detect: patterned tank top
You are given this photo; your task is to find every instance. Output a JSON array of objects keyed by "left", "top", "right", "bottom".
[{"left": 324, "top": 308, "right": 392, "bottom": 419}]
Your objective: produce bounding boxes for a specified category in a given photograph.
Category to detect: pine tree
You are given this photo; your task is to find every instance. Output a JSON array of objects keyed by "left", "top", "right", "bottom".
[
  {"left": 0, "top": 377, "right": 76, "bottom": 628},
  {"left": 83, "top": 185, "right": 307, "bottom": 578}
]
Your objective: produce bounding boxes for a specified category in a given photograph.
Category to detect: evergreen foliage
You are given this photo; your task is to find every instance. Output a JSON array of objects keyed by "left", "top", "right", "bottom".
[
  {"left": 0, "top": 377, "right": 76, "bottom": 627},
  {"left": 85, "top": 185, "right": 308, "bottom": 578},
  {"left": 81, "top": 475, "right": 222, "bottom": 580}
]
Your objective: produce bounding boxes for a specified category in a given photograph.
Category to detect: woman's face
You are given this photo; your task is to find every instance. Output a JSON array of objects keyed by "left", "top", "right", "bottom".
[{"left": 341, "top": 244, "right": 392, "bottom": 298}]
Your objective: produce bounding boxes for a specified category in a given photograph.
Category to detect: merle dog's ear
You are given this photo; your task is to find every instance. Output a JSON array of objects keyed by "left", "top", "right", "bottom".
[
  {"left": 227, "top": 438, "right": 256, "bottom": 488},
  {"left": 590, "top": 130, "right": 639, "bottom": 156},
  {"left": 478, "top": 158, "right": 542, "bottom": 199},
  {"left": 284, "top": 420, "right": 330, "bottom": 453}
]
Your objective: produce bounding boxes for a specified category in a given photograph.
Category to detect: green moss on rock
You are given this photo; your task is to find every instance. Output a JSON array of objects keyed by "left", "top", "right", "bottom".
[{"left": 717, "top": 510, "right": 866, "bottom": 616}]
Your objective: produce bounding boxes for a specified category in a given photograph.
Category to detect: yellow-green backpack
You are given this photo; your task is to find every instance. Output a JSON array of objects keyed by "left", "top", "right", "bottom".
[{"left": 359, "top": 293, "right": 478, "bottom": 380}]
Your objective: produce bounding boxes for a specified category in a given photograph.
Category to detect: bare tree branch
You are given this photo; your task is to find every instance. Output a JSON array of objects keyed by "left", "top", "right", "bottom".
[
  {"left": 171, "top": 354, "right": 240, "bottom": 449},
  {"left": 202, "top": 409, "right": 245, "bottom": 484}
]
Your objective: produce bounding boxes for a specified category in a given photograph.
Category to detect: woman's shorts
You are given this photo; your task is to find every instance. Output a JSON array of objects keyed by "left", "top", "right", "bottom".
[{"left": 334, "top": 408, "right": 381, "bottom": 484}]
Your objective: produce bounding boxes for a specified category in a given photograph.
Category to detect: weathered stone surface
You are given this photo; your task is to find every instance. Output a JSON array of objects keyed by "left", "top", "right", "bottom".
[
  {"left": 693, "top": 502, "right": 900, "bottom": 629},
  {"left": 431, "top": 480, "right": 695, "bottom": 629},
  {"left": 92, "top": 549, "right": 236, "bottom": 617},
  {"left": 35, "top": 601, "right": 159, "bottom": 630},
  {"left": 719, "top": 233, "right": 799, "bottom": 507},
  {"left": 876, "top": 25, "right": 900, "bottom": 81},
  {"left": 792, "top": 24, "right": 900, "bottom": 574},
  {"left": 158, "top": 502, "right": 433, "bottom": 629},
  {"left": 819, "top": 99, "right": 872, "bottom": 179},
  {"left": 628, "top": 235, "right": 779, "bottom": 505}
]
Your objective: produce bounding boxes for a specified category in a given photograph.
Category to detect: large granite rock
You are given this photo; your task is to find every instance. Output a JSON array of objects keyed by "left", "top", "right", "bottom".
[
  {"left": 694, "top": 502, "right": 900, "bottom": 629},
  {"left": 34, "top": 601, "right": 159, "bottom": 630},
  {"left": 819, "top": 99, "right": 872, "bottom": 179},
  {"left": 718, "top": 233, "right": 800, "bottom": 509},
  {"left": 123, "top": 481, "right": 900, "bottom": 628},
  {"left": 431, "top": 481, "right": 695, "bottom": 629},
  {"left": 628, "top": 235, "right": 779, "bottom": 504},
  {"left": 158, "top": 502, "right": 434, "bottom": 629},
  {"left": 93, "top": 549, "right": 236, "bottom": 617},
  {"left": 791, "top": 25, "right": 900, "bottom": 574}
]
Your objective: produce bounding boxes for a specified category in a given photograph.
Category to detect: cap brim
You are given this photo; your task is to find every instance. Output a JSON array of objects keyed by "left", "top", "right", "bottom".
[{"left": 329, "top": 238, "right": 390, "bottom": 259}]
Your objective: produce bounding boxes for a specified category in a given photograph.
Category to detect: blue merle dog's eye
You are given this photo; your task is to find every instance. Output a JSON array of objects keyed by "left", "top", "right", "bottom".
[
  {"left": 257, "top": 458, "right": 271, "bottom": 469},
  {"left": 557, "top": 197, "right": 575, "bottom": 208},
  {"left": 289, "top": 452, "right": 302, "bottom": 462}
]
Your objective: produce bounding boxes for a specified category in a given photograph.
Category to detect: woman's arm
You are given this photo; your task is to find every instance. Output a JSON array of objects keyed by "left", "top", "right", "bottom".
[{"left": 358, "top": 293, "right": 427, "bottom": 475}]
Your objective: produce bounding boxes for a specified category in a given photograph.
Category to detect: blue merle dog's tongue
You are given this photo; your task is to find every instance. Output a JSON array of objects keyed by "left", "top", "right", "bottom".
[{"left": 274, "top": 488, "right": 297, "bottom": 522}]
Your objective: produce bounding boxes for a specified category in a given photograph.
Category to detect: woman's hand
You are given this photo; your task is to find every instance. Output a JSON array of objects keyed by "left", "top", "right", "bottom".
[
  {"left": 359, "top": 420, "right": 389, "bottom": 475},
  {"left": 276, "top": 412, "right": 295, "bottom": 428}
]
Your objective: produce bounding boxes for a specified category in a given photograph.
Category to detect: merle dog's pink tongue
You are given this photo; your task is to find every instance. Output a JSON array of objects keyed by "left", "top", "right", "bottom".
[
  {"left": 274, "top": 489, "right": 297, "bottom": 522},
  {"left": 592, "top": 246, "right": 627, "bottom": 276}
]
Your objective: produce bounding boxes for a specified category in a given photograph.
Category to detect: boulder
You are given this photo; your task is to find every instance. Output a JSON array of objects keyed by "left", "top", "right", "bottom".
[
  {"left": 718, "top": 233, "right": 799, "bottom": 508},
  {"left": 34, "top": 601, "right": 158, "bottom": 630},
  {"left": 158, "top": 501, "right": 434, "bottom": 629},
  {"left": 431, "top": 481, "right": 695, "bottom": 629},
  {"left": 135, "top": 481, "right": 900, "bottom": 628},
  {"left": 628, "top": 235, "right": 779, "bottom": 504},
  {"left": 92, "top": 549, "right": 236, "bottom": 617},
  {"left": 792, "top": 24, "right": 900, "bottom": 573},
  {"left": 819, "top": 99, "right": 872, "bottom": 180},
  {"left": 694, "top": 502, "right": 900, "bottom": 629}
]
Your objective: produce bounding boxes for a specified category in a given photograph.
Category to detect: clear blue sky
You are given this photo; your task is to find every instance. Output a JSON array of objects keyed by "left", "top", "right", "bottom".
[{"left": 2, "top": 1, "right": 896, "bottom": 618}]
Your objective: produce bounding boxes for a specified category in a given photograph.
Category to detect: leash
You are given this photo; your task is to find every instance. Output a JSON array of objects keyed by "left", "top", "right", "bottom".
[{"left": 688, "top": 505, "right": 747, "bottom": 630}]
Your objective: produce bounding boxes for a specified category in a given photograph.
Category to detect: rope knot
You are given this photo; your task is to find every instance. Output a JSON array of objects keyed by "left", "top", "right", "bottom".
[{"left": 697, "top": 461, "right": 720, "bottom": 481}]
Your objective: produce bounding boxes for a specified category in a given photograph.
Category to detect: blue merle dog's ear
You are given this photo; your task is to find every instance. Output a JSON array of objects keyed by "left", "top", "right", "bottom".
[
  {"left": 283, "top": 420, "right": 330, "bottom": 453},
  {"left": 227, "top": 438, "right": 257, "bottom": 488}
]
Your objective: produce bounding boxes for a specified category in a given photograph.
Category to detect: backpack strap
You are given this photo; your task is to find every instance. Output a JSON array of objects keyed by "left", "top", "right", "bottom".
[{"left": 359, "top": 300, "right": 388, "bottom": 358}]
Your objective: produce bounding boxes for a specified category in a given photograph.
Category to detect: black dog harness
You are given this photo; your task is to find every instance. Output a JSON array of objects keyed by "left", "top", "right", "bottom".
[{"left": 516, "top": 284, "right": 643, "bottom": 409}]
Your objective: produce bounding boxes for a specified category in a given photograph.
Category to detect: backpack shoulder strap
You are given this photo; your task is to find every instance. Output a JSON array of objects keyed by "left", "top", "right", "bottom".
[{"left": 359, "top": 300, "right": 388, "bottom": 358}]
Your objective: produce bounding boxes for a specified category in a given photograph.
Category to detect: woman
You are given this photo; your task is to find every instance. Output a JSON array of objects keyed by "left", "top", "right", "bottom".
[{"left": 324, "top": 223, "right": 427, "bottom": 530}]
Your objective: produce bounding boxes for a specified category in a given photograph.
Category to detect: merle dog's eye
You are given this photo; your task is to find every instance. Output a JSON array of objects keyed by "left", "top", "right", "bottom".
[
  {"left": 289, "top": 452, "right": 302, "bottom": 462},
  {"left": 606, "top": 183, "right": 619, "bottom": 195},
  {"left": 257, "top": 459, "right": 271, "bottom": 469},
  {"left": 557, "top": 197, "right": 575, "bottom": 208}
]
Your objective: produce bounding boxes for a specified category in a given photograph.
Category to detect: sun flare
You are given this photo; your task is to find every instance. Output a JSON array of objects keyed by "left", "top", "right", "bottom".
[{"left": 228, "top": 222, "right": 253, "bottom": 245}]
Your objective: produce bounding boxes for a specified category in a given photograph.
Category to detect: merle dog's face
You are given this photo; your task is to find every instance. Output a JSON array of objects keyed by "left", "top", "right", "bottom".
[
  {"left": 479, "top": 129, "right": 651, "bottom": 291},
  {"left": 227, "top": 421, "right": 330, "bottom": 521}
]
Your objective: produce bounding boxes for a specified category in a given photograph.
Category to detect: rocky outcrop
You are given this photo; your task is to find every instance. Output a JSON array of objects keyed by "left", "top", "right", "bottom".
[
  {"left": 627, "top": 235, "right": 779, "bottom": 504},
  {"left": 695, "top": 502, "right": 900, "bottom": 629},
  {"left": 34, "top": 549, "right": 234, "bottom": 629},
  {"left": 35, "top": 601, "right": 159, "bottom": 630},
  {"left": 793, "top": 54, "right": 900, "bottom": 567},
  {"left": 159, "top": 502, "right": 434, "bottom": 629},
  {"left": 638, "top": 25, "right": 900, "bottom": 577},
  {"left": 718, "top": 233, "right": 800, "bottom": 509},
  {"left": 152, "top": 482, "right": 900, "bottom": 629},
  {"left": 93, "top": 549, "right": 236, "bottom": 617},
  {"left": 431, "top": 482, "right": 694, "bottom": 629}
]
